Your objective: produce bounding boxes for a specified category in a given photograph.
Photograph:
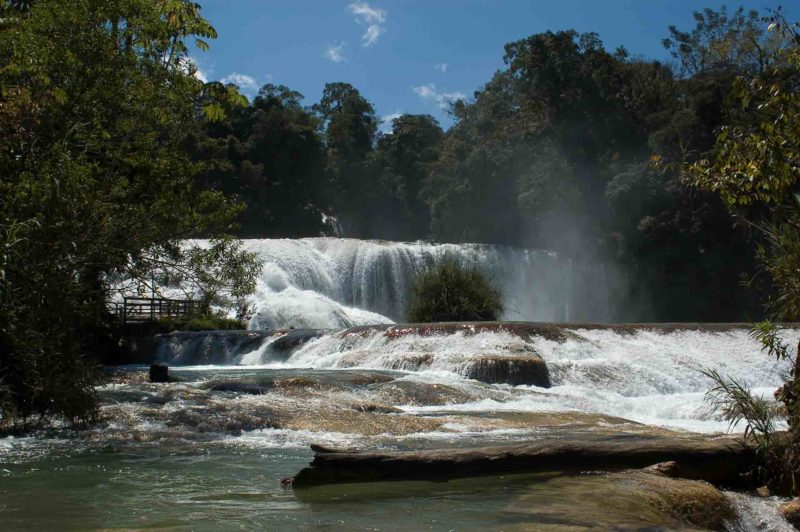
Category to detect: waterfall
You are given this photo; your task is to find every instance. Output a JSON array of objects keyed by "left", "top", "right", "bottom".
[{"left": 243, "top": 238, "right": 576, "bottom": 330}]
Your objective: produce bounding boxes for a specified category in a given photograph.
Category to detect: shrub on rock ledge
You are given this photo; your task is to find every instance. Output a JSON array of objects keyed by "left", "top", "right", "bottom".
[{"left": 407, "top": 256, "right": 503, "bottom": 323}]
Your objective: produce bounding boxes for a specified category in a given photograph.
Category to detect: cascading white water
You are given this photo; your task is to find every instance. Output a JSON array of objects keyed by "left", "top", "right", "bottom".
[
  {"left": 243, "top": 238, "right": 575, "bottom": 329},
  {"left": 237, "top": 326, "right": 795, "bottom": 433}
]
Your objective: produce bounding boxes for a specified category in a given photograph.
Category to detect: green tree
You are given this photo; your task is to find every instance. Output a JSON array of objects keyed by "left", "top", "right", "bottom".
[
  {"left": 662, "top": 6, "right": 784, "bottom": 77},
  {"left": 313, "top": 82, "right": 378, "bottom": 235},
  {"left": 684, "top": 10, "right": 800, "bottom": 493},
  {"left": 0, "top": 0, "right": 260, "bottom": 428},
  {"left": 373, "top": 114, "right": 444, "bottom": 239},
  {"left": 189, "top": 83, "right": 327, "bottom": 237}
]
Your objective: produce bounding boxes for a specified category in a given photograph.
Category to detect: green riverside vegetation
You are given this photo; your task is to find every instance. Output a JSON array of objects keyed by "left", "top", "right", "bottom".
[
  {"left": 0, "top": 0, "right": 261, "bottom": 430},
  {"left": 407, "top": 257, "right": 503, "bottom": 323},
  {"left": 683, "top": 10, "right": 800, "bottom": 494}
]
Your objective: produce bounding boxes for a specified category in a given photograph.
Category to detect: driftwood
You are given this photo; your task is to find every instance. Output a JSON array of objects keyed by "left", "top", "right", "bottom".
[{"left": 292, "top": 437, "right": 755, "bottom": 488}]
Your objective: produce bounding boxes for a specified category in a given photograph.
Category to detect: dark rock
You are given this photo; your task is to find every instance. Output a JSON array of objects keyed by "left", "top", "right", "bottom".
[
  {"left": 267, "top": 329, "right": 326, "bottom": 360},
  {"left": 460, "top": 354, "right": 550, "bottom": 387},
  {"left": 149, "top": 364, "right": 172, "bottom": 383},
  {"left": 137, "top": 330, "right": 270, "bottom": 365},
  {"left": 209, "top": 381, "right": 270, "bottom": 394},
  {"left": 352, "top": 402, "right": 403, "bottom": 414},
  {"left": 292, "top": 435, "right": 756, "bottom": 487}
]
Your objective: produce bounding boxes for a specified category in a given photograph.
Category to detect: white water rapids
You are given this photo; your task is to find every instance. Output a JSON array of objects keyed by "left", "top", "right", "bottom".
[{"left": 216, "top": 325, "right": 793, "bottom": 434}]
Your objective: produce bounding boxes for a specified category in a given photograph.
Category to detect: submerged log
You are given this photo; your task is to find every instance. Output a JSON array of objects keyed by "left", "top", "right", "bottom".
[{"left": 292, "top": 437, "right": 755, "bottom": 488}]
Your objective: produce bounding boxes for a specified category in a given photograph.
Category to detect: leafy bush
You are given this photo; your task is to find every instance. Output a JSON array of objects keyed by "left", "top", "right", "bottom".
[
  {"left": 162, "top": 315, "right": 246, "bottom": 332},
  {"left": 407, "top": 256, "right": 503, "bottom": 323},
  {"left": 123, "top": 315, "right": 247, "bottom": 336}
]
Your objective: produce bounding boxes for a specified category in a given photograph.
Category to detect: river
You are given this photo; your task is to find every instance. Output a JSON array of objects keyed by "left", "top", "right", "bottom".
[{"left": 1, "top": 239, "right": 796, "bottom": 530}]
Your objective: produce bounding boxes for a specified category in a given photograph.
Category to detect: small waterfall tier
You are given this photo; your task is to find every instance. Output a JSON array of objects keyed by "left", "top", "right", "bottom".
[{"left": 243, "top": 238, "right": 581, "bottom": 330}]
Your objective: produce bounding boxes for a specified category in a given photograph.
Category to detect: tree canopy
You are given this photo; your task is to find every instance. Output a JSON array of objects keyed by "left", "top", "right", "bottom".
[{"left": 0, "top": 0, "right": 260, "bottom": 427}]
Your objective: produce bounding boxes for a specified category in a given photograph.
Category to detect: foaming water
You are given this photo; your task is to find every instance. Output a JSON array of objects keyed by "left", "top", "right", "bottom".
[
  {"left": 233, "top": 326, "right": 794, "bottom": 433},
  {"left": 241, "top": 238, "right": 575, "bottom": 329},
  {"left": 726, "top": 492, "right": 795, "bottom": 531}
]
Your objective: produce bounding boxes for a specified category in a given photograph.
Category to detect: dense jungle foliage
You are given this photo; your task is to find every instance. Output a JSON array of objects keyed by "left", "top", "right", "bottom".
[
  {"left": 188, "top": 6, "right": 797, "bottom": 323},
  {"left": 684, "top": 10, "right": 800, "bottom": 494},
  {"left": 0, "top": 0, "right": 261, "bottom": 428}
]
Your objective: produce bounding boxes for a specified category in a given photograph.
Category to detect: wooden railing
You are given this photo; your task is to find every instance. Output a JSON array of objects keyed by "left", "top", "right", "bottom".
[{"left": 111, "top": 296, "right": 205, "bottom": 324}]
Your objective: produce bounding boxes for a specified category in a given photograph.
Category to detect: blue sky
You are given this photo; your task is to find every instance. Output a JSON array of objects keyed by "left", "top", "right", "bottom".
[{"left": 191, "top": 0, "right": 793, "bottom": 131}]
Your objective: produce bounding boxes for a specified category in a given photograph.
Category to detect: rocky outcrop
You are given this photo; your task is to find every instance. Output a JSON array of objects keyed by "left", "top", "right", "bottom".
[
  {"left": 344, "top": 321, "right": 759, "bottom": 342},
  {"left": 507, "top": 469, "right": 734, "bottom": 530},
  {"left": 292, "top": 436, "right": 755, "bottom": 487},
  {"left": 459, "top": 354, "right": 550, "bottom": 387},
  {"left": 339, "top": 350, "right": 549, "bottom": 387}
]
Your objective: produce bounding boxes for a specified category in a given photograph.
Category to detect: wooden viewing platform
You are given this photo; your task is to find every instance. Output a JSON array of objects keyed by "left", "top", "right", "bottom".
[{"left": 111, "top": 296, "right": 205, "bottom": 324}]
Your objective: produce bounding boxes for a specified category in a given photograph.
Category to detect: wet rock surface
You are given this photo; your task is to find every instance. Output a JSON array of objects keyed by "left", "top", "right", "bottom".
[
  {"left": 147, "top": 330, "right": 271, "bottom": 365},
  {"left": 459, "top": 354, "right": 550, "bottom": 386},
  {"left": 781, "top": 498, "right": 800, "bottom": 529},
  {"left": 292, "top": 435, "right": 755, "bottom": 487},
  {"left": 148, "top": 363, "right": 173, "bottom": 383},
  {"left": 506, "top": 470, "right": 735, "bottom": 530}
]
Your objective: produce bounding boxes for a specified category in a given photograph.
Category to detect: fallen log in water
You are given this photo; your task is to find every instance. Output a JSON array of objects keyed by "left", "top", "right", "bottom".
[{"left": 292, "top": 437, "right": 755, "bottom": 488}]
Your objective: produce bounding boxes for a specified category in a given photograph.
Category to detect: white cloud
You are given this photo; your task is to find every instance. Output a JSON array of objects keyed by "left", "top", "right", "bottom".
[
  {"left": 264, "top": 73, "right": 274, "bottom": 83},
  {"left": 221, "top": 72, "right": 259, "bottom": 91},
  {"left": 363, "top": 24, "right": 384, "bottom": 46},
  {"left": 324, "top": 42, "right": 346, "bottom": 63},
  {"left": 184, "top": 56, "right": 210, "bottom": 83},
  {"left": 347, "top": 2, "right": 386, "bottom": 24},
  {"left": 412, "top": 83, "right": 436, "bottom": 99},
  {"left": 379, "top": 111, "right": 403, "bottom": 133},
  {"left": 440, "top": 91, "right": 467, "bottom": 104},
  {"left": 435, "top": 63, "right": 448, "bottom": 73},
  {"left": 194, "top": 68, "right": 209, "bottom": 83},
  {"left": 347, "top": 2, "right": 386, "bottom": 47},
  {"left": 412, "top": 83, "right": 466, "bottom": 109}
]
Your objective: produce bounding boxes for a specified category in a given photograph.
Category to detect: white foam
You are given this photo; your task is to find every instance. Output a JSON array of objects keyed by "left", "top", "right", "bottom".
[
  {"left": 237, "top": 327, "right": 794, "bottom": 433},
  {"left": 236, "top": 238, "right": 573, "bottom": 329}
]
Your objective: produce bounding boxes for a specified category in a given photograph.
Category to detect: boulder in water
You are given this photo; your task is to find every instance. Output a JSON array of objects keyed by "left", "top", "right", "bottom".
[
  {"left": 268, "top": 329, "right": 327, "bottom": 360},
  {"left": 149, "top": 364, "right": 172, "bottom": 383},
  {"left": 460, "top": 354, "right": 550, "bottom": 387}
]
